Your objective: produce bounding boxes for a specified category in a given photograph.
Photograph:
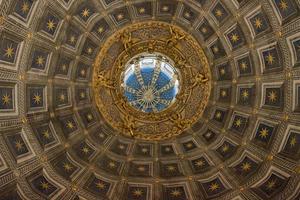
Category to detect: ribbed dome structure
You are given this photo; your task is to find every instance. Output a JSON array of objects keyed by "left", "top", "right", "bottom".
[{"left": 123, "top": 54, "right": 179, "bottom": 113}]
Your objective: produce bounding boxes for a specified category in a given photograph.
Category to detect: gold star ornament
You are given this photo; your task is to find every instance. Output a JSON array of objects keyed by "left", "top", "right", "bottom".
[
  {"left": 14, "top": 140, "right": 24, "bottom": 151},
  {"left": 170, "top": 189, "right": 181, "bottom": 197},
  {"left": 42, "top": 129, "right": 50, "bottom": 139},
  {"left": 116, "top": 13, "right": 124, "bottom": 20},
  {"left": 265, "top": 53, "right": 275, "bottom": 65},
  {"left": 266, "top": 179, "right": 276, "bottom": 190},
  {"left": 36, "top": 56, "right": 45, "bottom": 66},
  {"left": 268, "top": 90, "right": 278, "bottom": 102},
  {"left": 33, "top": 93, "right": 42, "bottom": 105},
  {"left": 46, "top": 19, "right": 56, "bottom": 31},
  {"left": 21, "top": 2, "right": 30, "bottom": 14},
  {"left": 279, "top": 0, "right": 288, "bottom": 10},
  {"left": 241, "top": 162, "right": 251, "bottom": 171},
  {"left": 289, "top": 136, "right": 297, "bottom": 147},
  {"left": 230, "top": 33, "right": 239, "bottom": 43},
  {"left": 215, "top": 9, "right": 223, "bottom": 17},
  {"left": 166, "top": 165, "right": 176, "bottom": 172},
  {"left": 81, "top": 8, "right": 90, "bottom": 18},
  {"left": 81, "top": 146, "right": 90, "bottom": 154},
  {"left": 234, "top": 118, "right": 242, "bottom": 127},
  {"left": 240, "top": 61, "right": 248, "bottom": 71},
  {"left": 40, "top": 181, "right": 50, "bottom": 190},
  {"left": 95, "top": 181, "right": 105, "bottom": 190},
  {"left": 222, "top": 144, "right": 229, "bottom": 152},
  {"left": 241, "top": 89, "right": 249, "bottom": 100},
  {"left": 259, "top": 128, "right": 269, "bottom": 139},
  {"left": 63, "top": 162, "right": 73, "bottom": 172},
  {"left": 2, "top": 93, "right": 11, "bottom": 105},
  {"left": 195, "top": 160, "right": 205, "bottom": 167},
  {"left": 138, "top": 7, "right": 146, "bottom": 14},
  {"left": 66, "top": 121, "right": 75, "bottom": 129},
  {"left": 254, "top": 18, "right": 263, "bottom": 29},
  {"left": 4, "top": 44, "right": 15, "bottom": 58},
  {"left": 133, "top": 188, "right": 143, "bottom": 197},
  {"left": 69, "top": 35, "right": 76, "bottom": 44},
  {"left": 209, "top": 182, "right": 219, "bottom": 191},
  {"left": 215, "top": 111, "right": 222, "bottom": 119}
]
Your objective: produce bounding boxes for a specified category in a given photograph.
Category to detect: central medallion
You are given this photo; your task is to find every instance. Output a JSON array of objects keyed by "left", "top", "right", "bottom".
[
  {"left": 122, "top": 53, "right": 179, "bottom": 113},
  {"left": 93, "top": 22, "right": 211, "bottom": 140}
]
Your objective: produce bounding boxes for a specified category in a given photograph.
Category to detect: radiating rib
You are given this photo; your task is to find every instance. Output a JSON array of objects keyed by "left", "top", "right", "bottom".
[
  {"left": 157, "top": 99, "right": 172, "bottom": 105},
  {"left": 155, "top": 78, "right": 176, "bottom": 95},
  {"left": 133, "top": 63, "right": 145, "bottom": 87},
  {"left": 123, "top": 86, "right": 138, "bottom": 94},
  {"left": 151, "top": 103, "right": 158, "bottom": 112},
  {"left": 150, "top": 60, "right": 161, "bottom": 87},
  {"left": 142, "top": 102, "right": 149, "bottom": 111},
  {"left": 130, "top": 98, "right": 144, "bottom": 106}
]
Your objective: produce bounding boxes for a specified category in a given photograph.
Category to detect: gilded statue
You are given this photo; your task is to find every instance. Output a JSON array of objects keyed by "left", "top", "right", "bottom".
[
  {"left": 122, "top": 115, "right": 136, "bottom": 137},
  {"left": 169, "top": 113, "right": 192, "bottom": 130},
  {"left": 120, "top": 32, "right": 133, "bottom": 52},
  {"left": 189, "top": 72, "right": 208, "bottom": 89},
  {"left": 166, "top": 26, "right": 185, "bottom": 47},
  {"left": 173, "top": 54, "right": 193, "bottom": 69},
  {"left": 96, "top": 70, "right": 115, "bottom": 89}
]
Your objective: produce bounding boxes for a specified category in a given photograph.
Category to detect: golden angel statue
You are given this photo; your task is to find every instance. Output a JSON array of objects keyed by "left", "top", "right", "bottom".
[
  {"left": 189, "top": 72, "right": 208, "bottom": 89},
  {"left": 166, "top": 26, "right": 185, "bottom": 47},
  {"left": 122, "top": 115, "right": 136, "bottom": 138},
  {"left": 96, "top": 70, "right": 115, "bottom": 89},
  {"left": 120, "top": 32, "right": 133, "bottom": 52},
  {"left": 169, "top": 113, "right": 192, "bottom": 130}
]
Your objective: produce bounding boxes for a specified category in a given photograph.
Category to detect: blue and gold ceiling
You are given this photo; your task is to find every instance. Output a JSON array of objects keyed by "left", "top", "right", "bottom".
[
  {"left": 123, "top": 55, "right": 179, "bottom": 113},
  {"left": 0, "top": 0, "right": 299, "bottom": 200}
]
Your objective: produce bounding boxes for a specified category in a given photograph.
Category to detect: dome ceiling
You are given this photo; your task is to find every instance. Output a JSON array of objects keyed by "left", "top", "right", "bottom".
[
  {"left": 122, "top": 54, "right": 180, "bottom": 113},
  {"left": 0, "top": 0, "right": 299, "bottom": 199}
]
